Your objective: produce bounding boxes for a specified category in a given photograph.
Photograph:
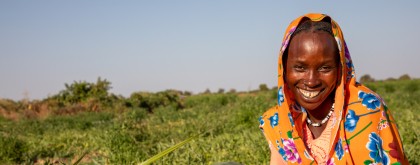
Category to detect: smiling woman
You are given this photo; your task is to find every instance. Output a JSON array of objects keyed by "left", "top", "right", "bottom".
[
  {"left": 285, "top": 19, "right": 339, "bottom": 129},
  {"left": 259, "top": 13, "right": 408, "bottom": 165}
]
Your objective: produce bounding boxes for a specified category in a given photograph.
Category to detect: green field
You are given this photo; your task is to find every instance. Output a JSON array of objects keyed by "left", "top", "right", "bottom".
[{"left": 0, "top": 79, "right": 419, "bottom": 164}]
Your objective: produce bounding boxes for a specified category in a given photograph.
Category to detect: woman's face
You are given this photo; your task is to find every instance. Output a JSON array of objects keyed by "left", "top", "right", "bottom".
[{"left": 285, "top": 31, "right": 339, "bottom": 111}]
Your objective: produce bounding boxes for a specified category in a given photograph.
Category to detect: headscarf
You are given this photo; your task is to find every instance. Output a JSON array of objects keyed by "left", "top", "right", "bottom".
[{"left": 259, "top": 13, "right": 408, "bottom": 165}]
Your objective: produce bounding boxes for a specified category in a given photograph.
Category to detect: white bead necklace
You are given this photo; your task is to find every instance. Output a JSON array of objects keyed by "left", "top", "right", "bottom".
[{"left": 306, "top": 103, "right": 334, "bottom": 127}]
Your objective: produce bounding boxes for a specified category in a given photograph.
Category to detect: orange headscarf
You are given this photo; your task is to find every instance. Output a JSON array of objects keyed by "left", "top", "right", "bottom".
[{"left": 259, "top": 13, "right": 408, "bottom": 165}]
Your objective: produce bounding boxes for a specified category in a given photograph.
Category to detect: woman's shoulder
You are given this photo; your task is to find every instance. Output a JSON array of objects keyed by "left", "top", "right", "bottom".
[
  {"left": 260, "top": 105, "right": 292, "bottom": 122},
  {"left": 347, "top": 82, "right": 387, "bottom": 111},
  {"left": 343, "top": 84, "right": 408, "bottom": 164},
  {"left": 344, "top": 82, "right": 392, "bottom": 133},
  {"left": 350, "top": 82, "right": 382, "bottom": 97},
  {"left": 261, "top": 105, "right": 280, "bottom": 117},
  {"left": 259, "top": 105, "right": 296, "bottom": 131},
  {"left": 259, "top": 106, "right": 280, "bottom": 130}
]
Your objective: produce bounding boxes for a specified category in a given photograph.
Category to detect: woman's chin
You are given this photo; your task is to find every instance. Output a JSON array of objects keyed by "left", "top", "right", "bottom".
[
  {"left": 300, "top": 102, "right": 322, "bottom": 112},
  {"left": 296, "top": 95, "right": 326, "bottom": 111}
]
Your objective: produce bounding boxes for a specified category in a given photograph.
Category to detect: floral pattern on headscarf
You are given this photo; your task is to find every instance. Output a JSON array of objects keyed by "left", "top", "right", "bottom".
[
  {"left": 283, "top": 138, "right": 302, "bottom": 163},
  {"left": 278, "top": 86, "right": 285, "bottom": 106},
  {"left": 366, "top": 133, "right": 390, "bottom": 165},
  {"left": 335, "top": 138, "right": 344, "bottom": 160},
  {"left": 344, "top": 110, "right": 360, "bottom": 132},
  {"left": 269, "top": 113, "right": 279, "bottom": 128},
  {"left": 358, "top": 91, "right": 381, "bottom": 110}
]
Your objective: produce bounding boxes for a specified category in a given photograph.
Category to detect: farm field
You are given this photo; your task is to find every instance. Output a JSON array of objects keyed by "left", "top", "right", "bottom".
[{"left": 0, "top": 79, "right": 419, "bottom": 164}]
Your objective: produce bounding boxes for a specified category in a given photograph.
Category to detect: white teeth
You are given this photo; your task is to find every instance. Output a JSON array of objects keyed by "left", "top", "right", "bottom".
[{"left": 298, "top": 89, "right": 320, "bottom": 98}]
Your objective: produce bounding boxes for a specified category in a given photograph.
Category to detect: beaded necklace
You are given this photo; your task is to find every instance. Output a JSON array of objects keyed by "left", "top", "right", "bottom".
[{"left": 306, "top": 103, "right": 334, "bottom": 127}]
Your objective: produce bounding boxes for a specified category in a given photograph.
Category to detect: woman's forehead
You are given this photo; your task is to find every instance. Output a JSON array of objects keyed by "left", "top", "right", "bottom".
[{"left": 288, "top": 31, "right": 338, "bottom": 56}]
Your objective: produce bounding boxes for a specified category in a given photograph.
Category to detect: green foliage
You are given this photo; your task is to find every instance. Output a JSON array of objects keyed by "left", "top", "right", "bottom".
[
  {"left": 203, "top": 88, "right": 211, "bottom": 94},
  {"left": 227, "top": 89, "right": 237, "bottom": 94},
  {"left": 364, "top": 82, "right": 378, "bottom": 93},
  {"left": 386, "top": 77, "right": 397, "bottom": 81},
  {"left": 140, "top": 132, "right": 203, "bottom": 165},
  {"left": 359, "top": 74, "right": 375, "bottom": 83},
  {"left": 398, "top": 74, "right": 411, "bottom": 80},
  {"left": 259, "top": 84, "right": 269, "bottom": 91},
  {"left": 0, "top": 99, "right": 20, "bottom": 112},
  {"left": 183, "top": 93, "right": 237, "bottom": 109},
  {"left": 0, "top": 135, "right": 28, "bottom": 163},
  {"left": 217, "top": 88, "right": 225, "bottom": 94},
  {"left": 404, "top": 81, "right": 418, "bottom": 93},
  {"left": 128, "top": 90, "right": 183, "bottom": 113},
  {"left": 182, "top": 91, "right": 193, "bottom": 96},
  {"left": 52, "top": 77, "right": 112, "bottom": 106},
  {"left": 384, "top": 84, "right": 395, "bottom": 93}
]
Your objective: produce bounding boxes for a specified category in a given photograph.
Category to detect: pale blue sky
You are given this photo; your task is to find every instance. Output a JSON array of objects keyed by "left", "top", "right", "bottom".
[{"left": 1, "top": 1, "right": 419, "bottom": 100}]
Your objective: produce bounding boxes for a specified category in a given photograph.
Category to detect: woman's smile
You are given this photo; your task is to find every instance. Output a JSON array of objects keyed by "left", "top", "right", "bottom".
[{"left": 298, "top": 88, "right": 323, "bottom": 99}]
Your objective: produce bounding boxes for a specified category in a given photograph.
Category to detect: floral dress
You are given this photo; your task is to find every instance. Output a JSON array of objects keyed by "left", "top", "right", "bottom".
[{"left": 259, "top": 13, "right": 408, "bottom": 165}]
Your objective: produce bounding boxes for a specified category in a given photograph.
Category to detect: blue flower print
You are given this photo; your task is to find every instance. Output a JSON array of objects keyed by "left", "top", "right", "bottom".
[
  {"left": 346, "top": 58, "right": 355, "bottom": 81},
  {"left": 278, "top": 147, "right": 287, "bottom": 161},
  {"left": 276, "top": 140, "right": 288, "bottom": 161},
  {"left": 278, "top": 86, "right": 285, "bottom": 106},
  {"left": 258, "top": 116, "right": 264, "bottom": 128},
  {"left": 366, "top": 132, "right": 390, "bottom": 165},
  {"left": 335, "top": 138, "right": 344, "bottom": 160},
  {"left": 346, "top": 58, "right": 353, "bottom": 69},
  {"left": 344, "top": 110, "right": 360, "bottom": 132},
  {"left": 269, "top": 113, "right": 279, "bottom": 128},
  {"left": 358, "top": 91, "right": 381, "bottom": 110},
  {"left": 288, "top": 113, "right": 294, "bottom": 127}
]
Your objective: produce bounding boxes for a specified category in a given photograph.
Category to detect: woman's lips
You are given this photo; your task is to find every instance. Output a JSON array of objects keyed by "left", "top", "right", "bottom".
[{"left": 298, "top": 88, "right": 322, "bottom": 99}]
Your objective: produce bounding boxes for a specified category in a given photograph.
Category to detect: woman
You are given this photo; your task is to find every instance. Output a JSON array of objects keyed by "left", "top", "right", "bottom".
[{"left": 259, "top": 13, "right": 408, "bottom": 165}]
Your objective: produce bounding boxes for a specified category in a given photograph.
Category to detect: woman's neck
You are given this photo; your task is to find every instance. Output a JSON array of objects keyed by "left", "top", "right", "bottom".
[
  {"left": 305, "top": 94, "right": 335, "bottom": 139},
  {"left": 306, "top": 95, "right": 335, "bottom": 123}
]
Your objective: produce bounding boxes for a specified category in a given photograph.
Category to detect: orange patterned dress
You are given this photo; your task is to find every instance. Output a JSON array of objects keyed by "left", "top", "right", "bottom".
[{"left": 259, "top": 13, "right": 408, "bottom": 165}]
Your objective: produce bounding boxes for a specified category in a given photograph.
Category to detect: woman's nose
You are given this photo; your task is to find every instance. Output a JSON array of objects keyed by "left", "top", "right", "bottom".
[{"left": 304, "top": 70, "right": 321, "bottom": 88}]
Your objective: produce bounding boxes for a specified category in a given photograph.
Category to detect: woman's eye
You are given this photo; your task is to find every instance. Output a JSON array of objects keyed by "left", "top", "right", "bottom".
[
  {"left": 319, "top": 66, "right": 333, "bottom": 72},
  {"left": 294, "top": 66, "right": 305, "bottom": 71}
]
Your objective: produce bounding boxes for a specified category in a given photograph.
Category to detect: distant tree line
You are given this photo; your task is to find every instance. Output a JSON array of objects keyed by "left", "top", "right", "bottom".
[
  {"left": 359, "top": 74, "right": 412, "bottom": 84},
  {"left": 1, "top": 78, "right": 275, "bottom": 119}
]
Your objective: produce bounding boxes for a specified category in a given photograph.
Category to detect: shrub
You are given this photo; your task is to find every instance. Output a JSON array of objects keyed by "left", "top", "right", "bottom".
[
  {"left": 203, "top": 89, "right": 211, "bottom": 94},
  {"left": 385, "top": 77, "right": 397, "bottom": 81},
  {"left": 129, "top": 90, "right": 183, "bottom": 113},
  {"left": 0, "top": 135, "right": 28, "bottom": 163},
  {"left": 259, "top": 84, "right": 269, "bottom": 91},
  {"left": 51, "top": 77, "right": 112, "bottom": 107},
  {"left": 227, "top": 89, "right": 236, "bottom": 94},
  {"left": 359, "top": 74, "right": 375, "bottom": 83},
  {"left": 182, "top": 91, "right": 192, "bottom": 96},
  {"left": 398, "top": 74, "right": 411, "bottom": 80},
  {"left": 0, "top": 99, "right": 19, "bottom": 112},
  {"left": 217, "top": 88, "right": 225, "bottom": 94}
]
